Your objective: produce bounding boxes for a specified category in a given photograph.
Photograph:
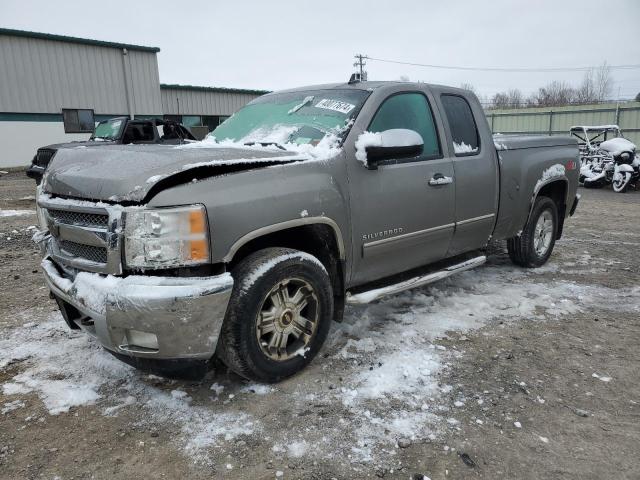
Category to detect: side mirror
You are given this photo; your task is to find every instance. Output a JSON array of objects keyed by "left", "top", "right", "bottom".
[{"left": 356, "top": 129, "right": 424, "bottom": 169}]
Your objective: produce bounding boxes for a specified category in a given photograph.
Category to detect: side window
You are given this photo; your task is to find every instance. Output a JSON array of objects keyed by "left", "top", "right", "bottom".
[
  {"left": 368, "top": 93, "right": 441, "bottom": 158},
  {"left": 62, "top": 108, "right": 95, "bottom": 133},
  {"left": 440, "top": 95, "right": 480, "bottom": 156}
]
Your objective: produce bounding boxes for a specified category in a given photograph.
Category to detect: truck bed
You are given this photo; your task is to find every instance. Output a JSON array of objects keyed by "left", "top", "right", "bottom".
[{"left": 492, "top": 134, "right": 579, "bottom": 241}]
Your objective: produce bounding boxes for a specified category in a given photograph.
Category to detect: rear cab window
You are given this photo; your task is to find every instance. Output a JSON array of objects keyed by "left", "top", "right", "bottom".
[
  {"left": 368, "top": 92, "right": 441, "bottom": 160},
  {"left": 440, "top": 94, "right": 480, "bottom": 156}
]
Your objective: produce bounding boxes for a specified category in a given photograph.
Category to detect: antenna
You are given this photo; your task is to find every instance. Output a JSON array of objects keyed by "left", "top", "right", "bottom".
[{"left": 353, "top": 54, "right": 368, "bottom": 81}]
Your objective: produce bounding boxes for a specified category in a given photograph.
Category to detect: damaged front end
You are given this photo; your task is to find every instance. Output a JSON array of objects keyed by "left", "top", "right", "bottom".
[{"left": 34, "top": 192, "right": 234, "bottom": 373}]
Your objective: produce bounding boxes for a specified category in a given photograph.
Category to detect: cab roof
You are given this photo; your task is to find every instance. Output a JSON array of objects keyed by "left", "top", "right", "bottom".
[{"left": 268, "top": 81, "right": 470, "bottom": 96}]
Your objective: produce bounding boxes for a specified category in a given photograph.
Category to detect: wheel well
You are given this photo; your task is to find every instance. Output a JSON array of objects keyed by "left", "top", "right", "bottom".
[
  {"left": 536, "top": 180, "right": 567, "bottom": 239},
  {"left": 228, "top": 225, "right": 346, "bottom": 321}
]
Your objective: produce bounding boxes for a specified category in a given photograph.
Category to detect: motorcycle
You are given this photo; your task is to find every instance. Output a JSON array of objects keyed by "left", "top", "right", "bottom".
[
  {"left": 602, "top": 138, "right": 639, "bottom": 193},
  {"left": 573, "top": 127, "right": 639, "bottom": 193}
]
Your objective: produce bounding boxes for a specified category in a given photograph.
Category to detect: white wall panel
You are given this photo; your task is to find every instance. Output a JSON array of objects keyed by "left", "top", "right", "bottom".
[{"left": 0, "top": 122, "right": 89, "bottom": 168}]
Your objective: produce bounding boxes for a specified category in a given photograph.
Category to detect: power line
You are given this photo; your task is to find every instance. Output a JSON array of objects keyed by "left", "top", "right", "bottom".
[{"left": 365, "top": 56, "right": 640, "bottom": 73}]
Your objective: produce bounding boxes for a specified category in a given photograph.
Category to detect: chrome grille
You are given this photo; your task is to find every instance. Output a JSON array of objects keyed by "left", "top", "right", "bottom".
[
  {"left": 39, "top": 197, "right": 123, "bottom": 275},
  {"left": 48, "top": 209, "right": 109, "bottom": 228},
  {"left": 35, "top": 148, "right": 56, "bottom": 168},
  {"left": 59, "top": 240, "right": 108, "bottom": 264}
]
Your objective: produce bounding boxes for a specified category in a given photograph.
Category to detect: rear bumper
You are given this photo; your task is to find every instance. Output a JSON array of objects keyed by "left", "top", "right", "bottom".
[{"left": 41, "top": 257, "right": 234, "bottom": 361}]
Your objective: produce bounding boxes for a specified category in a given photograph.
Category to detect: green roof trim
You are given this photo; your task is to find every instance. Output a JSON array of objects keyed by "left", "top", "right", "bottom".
[
  {"left": 0, "top": 28, "right": 160, "bottom": 53},
  {"left": 160, "top": 83, "right": 270, "bottom": 96}
]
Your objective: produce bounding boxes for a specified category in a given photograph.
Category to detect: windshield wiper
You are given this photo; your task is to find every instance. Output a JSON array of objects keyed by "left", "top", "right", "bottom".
[{"left": 243, "top": 142, "right": 288, "bottom": 151}]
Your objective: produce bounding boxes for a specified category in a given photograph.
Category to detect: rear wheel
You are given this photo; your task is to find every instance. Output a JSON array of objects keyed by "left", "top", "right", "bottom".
[
  {"left": 216, "top": 247, "right": 333, "bottom": 382},
  {"left": 507, "top": 196, "right": 558, "bottom": 268}
]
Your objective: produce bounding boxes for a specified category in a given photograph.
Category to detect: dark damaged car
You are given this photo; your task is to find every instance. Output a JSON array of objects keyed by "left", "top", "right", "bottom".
[{"left": 27, "top": 116, "right": 196, "bottom": 183}]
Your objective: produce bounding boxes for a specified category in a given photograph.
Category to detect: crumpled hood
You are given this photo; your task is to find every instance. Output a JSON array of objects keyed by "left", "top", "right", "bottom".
[{"left": 42, "top": 144, "right": 301, "bottom": 203}]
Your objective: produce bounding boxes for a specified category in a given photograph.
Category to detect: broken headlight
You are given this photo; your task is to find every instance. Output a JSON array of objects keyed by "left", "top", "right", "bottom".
[{"left": 123, "top": 205, "right": 210, "bottom": 269}]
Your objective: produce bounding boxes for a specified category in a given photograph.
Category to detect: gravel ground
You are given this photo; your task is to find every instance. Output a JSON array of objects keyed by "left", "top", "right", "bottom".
[{"left": 0, "top": 171, "right": 638, "bottom": 480}]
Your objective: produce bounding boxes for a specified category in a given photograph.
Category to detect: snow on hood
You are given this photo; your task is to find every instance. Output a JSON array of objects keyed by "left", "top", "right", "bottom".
[
  {"left": 42, "top": 135, "right": 343, "bottom": 203},
  {"left": 599, "top": 137, "right": 636, "bottom": 156},
  {"left": 41, "top": 142, "right": 316, "bottom": 203}
]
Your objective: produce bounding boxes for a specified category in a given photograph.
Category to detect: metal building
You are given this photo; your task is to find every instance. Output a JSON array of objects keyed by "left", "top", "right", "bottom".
[
  {"left": 0, "top": 28, "right": 268, "bottom": 168},
  {"left": 160, "top": 84, "right": 269, "bottom": 133}
]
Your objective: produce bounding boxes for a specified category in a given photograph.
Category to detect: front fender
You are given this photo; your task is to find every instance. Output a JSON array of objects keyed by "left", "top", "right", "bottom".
[{"left": 147, "top": 156, "right": 350, "bottom": 265}]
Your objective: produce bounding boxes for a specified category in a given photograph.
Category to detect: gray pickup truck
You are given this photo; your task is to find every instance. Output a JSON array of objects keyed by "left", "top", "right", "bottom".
[{"left": 35, "top": 80, "right": 580, "bottom": 382}]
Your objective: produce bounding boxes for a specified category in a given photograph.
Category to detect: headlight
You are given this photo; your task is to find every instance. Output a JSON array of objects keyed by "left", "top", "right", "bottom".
[{"left": 123, "top": 204, "right": 210, "bottom": 269}]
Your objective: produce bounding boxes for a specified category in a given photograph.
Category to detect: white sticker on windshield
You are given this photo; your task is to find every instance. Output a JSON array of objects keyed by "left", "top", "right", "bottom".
[{"left": 315, "top": 99, "right": 355, "bottom": 115}]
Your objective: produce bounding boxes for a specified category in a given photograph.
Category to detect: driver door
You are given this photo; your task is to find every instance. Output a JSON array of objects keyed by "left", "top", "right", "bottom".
[{"left": 346, "top": 90, "right": 456, "bottom": 285}]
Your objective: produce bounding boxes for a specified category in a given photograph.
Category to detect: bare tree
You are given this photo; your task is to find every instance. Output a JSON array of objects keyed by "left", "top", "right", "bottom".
[
  {"left": 488, "top": 62, "right": 613, "bottom": 108},
  {"left": 575, "top": 69, "right": 597, "bottom": 103},
  {"left": 593, "top": 62, "right": 611, "bottom": 101},
  {"left": 459, "top": 83, "right": 489, "bottom": 105},
  {"left": 489, "top": 88, "right": 523, "bottom": 109},
  {"left": 507, "top": 89, "right": 523, "bottom": 108},
  {"left": 491, "top": 92, "right": 510, "bottom": 109},
  {"left": 528, "top": 81, "right": 575, "bottom": 107},
  {"left": 460, "top": 82, "right": 476, "bottom": 93}
]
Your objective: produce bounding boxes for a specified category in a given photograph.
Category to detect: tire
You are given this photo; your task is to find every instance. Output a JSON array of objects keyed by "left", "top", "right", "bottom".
[
  {"left": 612, "top": 171, "right": 632, "bottom": 193},
  {"left": 507, "top": 196, "right": 558, "bottom": 268},
  {"left": 216, "top": 247, "right": 333, "bottom": 382}
]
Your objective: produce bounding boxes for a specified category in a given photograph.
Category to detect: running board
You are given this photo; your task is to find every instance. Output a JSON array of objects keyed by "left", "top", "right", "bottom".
[{"left": 346, "top": 255, "right": 486, "bottom": 305}]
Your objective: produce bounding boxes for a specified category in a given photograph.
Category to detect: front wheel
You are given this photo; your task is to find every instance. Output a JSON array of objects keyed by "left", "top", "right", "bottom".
[
  {"left": 507, "top": 196, "right": 558, "bottom": 268},
  {"left": 612, "top": 171, "right": 632, "bottom": 193},
  {"left": 216, "top": 247, "right": 333, "bottom": 382}
]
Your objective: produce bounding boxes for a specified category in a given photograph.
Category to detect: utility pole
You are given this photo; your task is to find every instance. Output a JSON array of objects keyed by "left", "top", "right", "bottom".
[{"left": 353, "top": 54, "right": 368, "bottom": 81}]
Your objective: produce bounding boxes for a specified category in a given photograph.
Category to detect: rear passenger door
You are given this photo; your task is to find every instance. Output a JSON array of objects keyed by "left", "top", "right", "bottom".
[{"left": 438, "top": 93, "right": 498, "bottom": 255}]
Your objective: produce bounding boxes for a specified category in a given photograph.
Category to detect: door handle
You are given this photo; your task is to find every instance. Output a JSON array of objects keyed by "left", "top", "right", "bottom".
[{"left": 428, "top": 173, "right": 453, "bottom": 186}]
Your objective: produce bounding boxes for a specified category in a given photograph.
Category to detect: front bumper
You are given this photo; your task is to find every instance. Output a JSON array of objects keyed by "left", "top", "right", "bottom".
[{"left": 41, "top": 257, "right": 234, "bottom": 361}]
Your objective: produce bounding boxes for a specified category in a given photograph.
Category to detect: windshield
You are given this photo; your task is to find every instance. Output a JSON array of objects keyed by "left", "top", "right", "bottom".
[
  {"left": 92, "top": 118, "right": 125, "bottom": 140},
  {"left": 209, "top": 89, "right": 370, "bottom": 146}
]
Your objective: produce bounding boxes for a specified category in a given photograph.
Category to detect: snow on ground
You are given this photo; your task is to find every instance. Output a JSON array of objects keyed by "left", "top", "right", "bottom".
[
  {"left": 0, "top": 321, "right": 255, "bottom": 465},
  {"left": 1, "top": 259, "right": 639, "bottom": 466},
  {"left": 0, "top": 209, "right": 35, "bottom": 217}
]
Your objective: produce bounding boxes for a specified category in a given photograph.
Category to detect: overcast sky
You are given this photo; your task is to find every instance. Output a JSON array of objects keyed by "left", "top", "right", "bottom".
[{"left": 2, "top": 0, "right": 639, "bottom": 100}]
